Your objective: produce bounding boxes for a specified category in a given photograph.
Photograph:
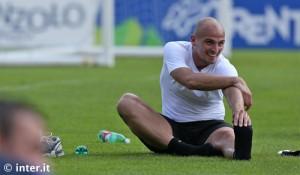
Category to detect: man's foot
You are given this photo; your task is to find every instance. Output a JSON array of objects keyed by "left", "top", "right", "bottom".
[
  {"left": 41, "top": 133, "right": 64, "bottom": 157},
  {"left": 278, "top": 150, "right": 300, "bottom": 156}
]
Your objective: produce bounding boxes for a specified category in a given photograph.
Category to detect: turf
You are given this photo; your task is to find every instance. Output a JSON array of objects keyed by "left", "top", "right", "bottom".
[{"left": 0, "top": 50, "right": 299, "bottom": 175}]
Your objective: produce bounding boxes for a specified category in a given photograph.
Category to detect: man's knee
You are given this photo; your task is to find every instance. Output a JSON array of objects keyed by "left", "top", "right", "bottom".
[
  {"left": 116, "top": 93, "right": 140, "bottom": 119},
  {"left": 212, "top": 127, "right": 234, "bottom": 142},
  {"left": 207, "top": 127, "right": 234, "bottom": 149},
  {"left": 217, "top": 128, "right": 235, "bottom": 140},
  {"left": 205, "top": 127, "right": 235, "bottom": 158}
]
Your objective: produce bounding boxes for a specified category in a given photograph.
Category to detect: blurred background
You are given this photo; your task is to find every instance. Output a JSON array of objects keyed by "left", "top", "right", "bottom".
[
  {"left": 0, "top": 0, "right": 299, "bottom": 66},
  {"left": 0, "top": 0, "right": 299, "bottom": 175}
]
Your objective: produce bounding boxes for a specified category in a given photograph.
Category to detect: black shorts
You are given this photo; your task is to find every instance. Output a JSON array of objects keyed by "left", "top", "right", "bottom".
[{"left": 141, "top": 114, "right": 232, "bottom": 154}]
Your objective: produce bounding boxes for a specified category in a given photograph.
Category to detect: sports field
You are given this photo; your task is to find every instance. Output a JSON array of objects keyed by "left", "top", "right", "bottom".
[{"left": 0, "top": 50, "right": 299, "bottom": 175}]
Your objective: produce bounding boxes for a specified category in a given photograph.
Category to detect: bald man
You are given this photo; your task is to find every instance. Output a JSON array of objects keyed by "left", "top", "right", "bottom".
[{"left": 117, "top": 17, "right": 253, "bottom": 160}]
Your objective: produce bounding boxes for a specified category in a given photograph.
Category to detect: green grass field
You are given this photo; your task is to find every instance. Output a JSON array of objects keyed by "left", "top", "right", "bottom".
[{"left": 0, "top": 50, "right": 299, "bottom": 175}]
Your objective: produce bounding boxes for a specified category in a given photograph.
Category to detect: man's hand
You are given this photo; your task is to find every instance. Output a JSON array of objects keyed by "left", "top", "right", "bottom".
[
  {"left": 233, "top": 77, "right": 253, "bottom": 110},
  {"left": 233, "top": 110, "right": 251, "bottom": 127}
]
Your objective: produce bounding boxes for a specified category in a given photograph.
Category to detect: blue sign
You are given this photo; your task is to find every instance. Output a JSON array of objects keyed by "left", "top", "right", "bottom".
[
  {"left": 233, "top": 0, "right": 300, "bottom": 48},
  {"left": 113, "top": 0, "right": 300, "bottom": 49}
]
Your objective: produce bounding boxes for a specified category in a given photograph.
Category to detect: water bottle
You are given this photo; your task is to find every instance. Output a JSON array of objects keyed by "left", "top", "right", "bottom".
[{"left": 98, "top": 130, "right": 130, "bottom": 144}]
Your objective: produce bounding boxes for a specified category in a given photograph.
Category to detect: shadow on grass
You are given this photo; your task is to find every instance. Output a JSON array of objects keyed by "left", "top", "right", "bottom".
[
  {"left": 57, "top": 151, "right": 228, "bottom": 162},
  {"left": 59, "top": 152, "right": 166, "bottom": 159}
]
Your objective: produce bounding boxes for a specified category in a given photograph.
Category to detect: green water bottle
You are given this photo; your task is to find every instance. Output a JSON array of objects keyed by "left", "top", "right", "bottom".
[{"left": 98, "top": 130, "right": 130, "bottom": 144}]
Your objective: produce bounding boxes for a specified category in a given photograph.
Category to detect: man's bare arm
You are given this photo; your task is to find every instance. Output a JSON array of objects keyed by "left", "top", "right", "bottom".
[
  {"left": 223, "top": 86, "right": 251, "bottom": 127},
  {"left": 171, "top": 67, "right": 239, "bottom": 90},
  {"left": 171, "top": 68, "right": 253, "bottom": 109},
  {"left": 232, "top": 77, "right": 253, "bottom": 110}
]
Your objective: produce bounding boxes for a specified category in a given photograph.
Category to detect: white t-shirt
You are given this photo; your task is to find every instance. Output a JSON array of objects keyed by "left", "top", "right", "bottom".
[{"left": 160, "top": 41, "right": 238, "bottom": 122}]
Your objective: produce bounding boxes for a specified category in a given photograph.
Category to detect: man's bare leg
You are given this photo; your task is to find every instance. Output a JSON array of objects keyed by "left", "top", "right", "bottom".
[
  {"left": 116, "top": 93, "right": 173, "bottom": 150},
  {"left": 117, "top": 93, "right": 228, "bottom": 156},
  {"left": 205, "top": 126, "right": 253, "bottom": 160},
  {"left": 205, "top": 127, "right": 235, "bottom": 158}
]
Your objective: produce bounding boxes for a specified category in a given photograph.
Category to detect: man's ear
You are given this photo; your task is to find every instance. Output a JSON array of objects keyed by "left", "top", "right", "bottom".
[
  {"left": 190, "top": 35, "right": 196, "bottom": 46},
  {"left": 0, "top": 135, "right": 7, "bottom": 148}
]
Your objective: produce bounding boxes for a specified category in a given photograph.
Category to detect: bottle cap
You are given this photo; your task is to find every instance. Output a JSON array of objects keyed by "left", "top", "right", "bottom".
[
  {"left": 75, "top": 145, "right": 88, "bottom": 155},
  {"left": 124, "top": 138, "right": 130, "bottom": 144}
]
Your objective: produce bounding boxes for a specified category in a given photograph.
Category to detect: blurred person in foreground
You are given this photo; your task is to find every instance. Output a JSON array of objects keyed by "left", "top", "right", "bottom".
[
  {"left": 0, "top": 100, "right": 51, "bottom": 174},
  {"left": 117, "top": 17, "right": 253, "bottom": 160}
]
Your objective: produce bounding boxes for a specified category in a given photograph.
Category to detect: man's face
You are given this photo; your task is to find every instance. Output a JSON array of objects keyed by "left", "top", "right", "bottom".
[
  {"left": 191, "top": 30, "right": 225, "bottom": 68},
  {"left": 6, "top": 111, "right": 45, "bottom": 164}
]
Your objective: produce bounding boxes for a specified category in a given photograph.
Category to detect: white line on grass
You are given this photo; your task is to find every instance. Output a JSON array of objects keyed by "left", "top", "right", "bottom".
[{"left": 0, "top": 79, "right": 95, "bottom": 92}]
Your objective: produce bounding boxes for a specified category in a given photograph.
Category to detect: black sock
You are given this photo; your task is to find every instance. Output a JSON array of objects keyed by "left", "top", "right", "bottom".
[
  {"left": 234, "top": 126, "right": 253, "bottom": 160},
  {"left": 167, "top": 138, "right": 223, "bottom": 156}
]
